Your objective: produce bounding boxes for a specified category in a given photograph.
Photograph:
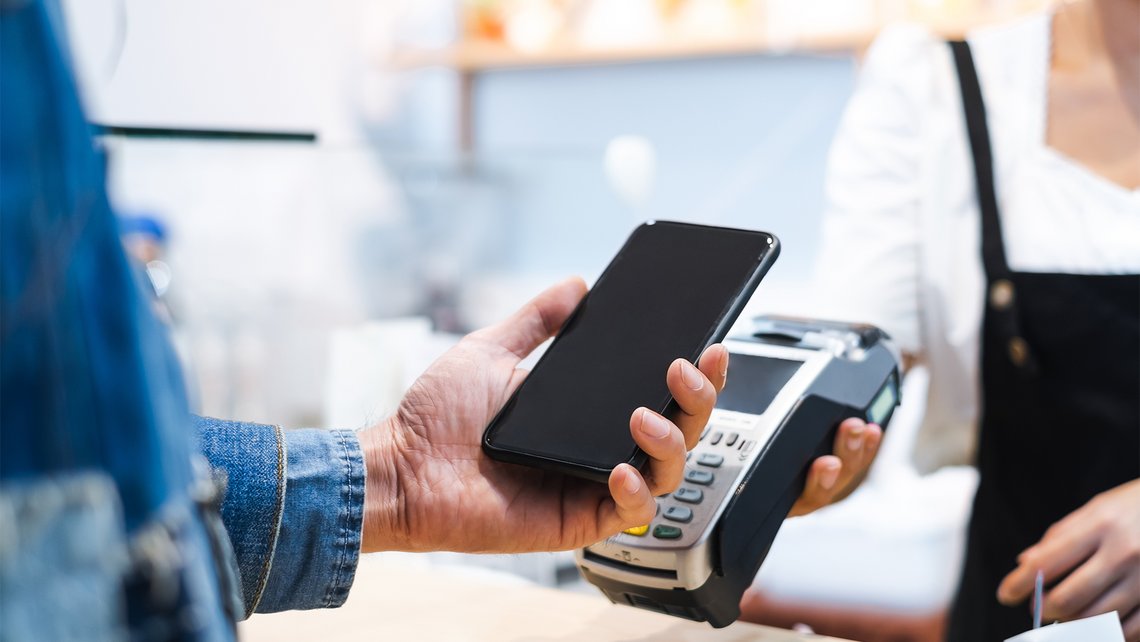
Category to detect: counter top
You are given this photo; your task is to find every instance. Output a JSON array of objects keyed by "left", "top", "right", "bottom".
[{"left": 239, "top": 555, "right": 854, "bottom": 642}]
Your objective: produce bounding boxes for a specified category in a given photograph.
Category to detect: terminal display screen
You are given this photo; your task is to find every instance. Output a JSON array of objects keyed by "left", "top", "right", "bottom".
[{"left": 715, "top": 354, "right": 803, "bottom": 416}]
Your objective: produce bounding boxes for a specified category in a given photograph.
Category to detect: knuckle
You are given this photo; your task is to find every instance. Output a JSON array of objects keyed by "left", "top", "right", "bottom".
[
  {"left": 1049, "top": 592, "right": 1075, "bottom": 617},
  {"left": 1087, "top": 497, "right": 1112, "bottom": 524},
  {"left": 800, "top": 488, "right": 825, "bottom": 512},
  {"left": 1042, "top": 522, "right": 1062, "bottom": 539},
  {"left": 655, "top": 473, "right": 682, "bottom": 496},
  {"left": 1122, "top": 543, "right": 1140, "bottom": 566},
  {"left": 627, "top": 503, "right": 655, "bottom": 526},
  {"left": 1021, "top": 549, "right": 1043, "bottom": 569}
]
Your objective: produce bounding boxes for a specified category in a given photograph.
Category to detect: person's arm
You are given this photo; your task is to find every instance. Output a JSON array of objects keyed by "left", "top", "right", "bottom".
[
  {"left": 195, "top": 417, "right": 364, "bottom": 616},
  {"left": 788, "top": 25, "right": 937, "bottom": 516},
  {"left": 196, "top": 278, "right": 722, "bottom": 614}
]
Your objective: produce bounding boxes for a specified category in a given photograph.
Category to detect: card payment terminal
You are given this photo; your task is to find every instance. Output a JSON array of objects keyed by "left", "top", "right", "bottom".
[{"left": 575, "top": 316, "right": 902, "bottom": 627}]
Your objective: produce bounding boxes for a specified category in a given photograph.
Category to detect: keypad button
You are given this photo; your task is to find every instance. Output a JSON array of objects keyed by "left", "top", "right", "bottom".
[
  {"left": 696, "top": 453, "right": 723, "bottom": 468},
  {"left": 673, "top": 487, "right": 703, "bottom": 504},
  {"left": 699, "top": 427, "right": 710, "bottom": 441},
  {"left": 725, "top": 432, "right": 739, "bottom": 447},
  {"left": 741, "top": 439, "right": 756, "bottom": 453},
  {"left": 652, "top": 524, "right": 683, "bottom": 539},
  {"left": 663, "top": 506, "right": 693, "bottom": 523},
  {"left": 710, "top": 431, "right": 723, "bottom": 445},
  {"left": 623, "top": 524, "right": 649, "bottom": 536},
  {"left": 684, "top": 469, "right": 714, "bottom": 486}
]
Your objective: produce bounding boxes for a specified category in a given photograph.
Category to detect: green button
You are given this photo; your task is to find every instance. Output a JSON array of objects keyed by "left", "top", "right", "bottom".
[{"left": 652, "top": 525, "right": 683, "bottom": 540}]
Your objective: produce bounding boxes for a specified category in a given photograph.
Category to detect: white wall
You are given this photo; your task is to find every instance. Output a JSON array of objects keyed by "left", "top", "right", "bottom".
[{"left": 61, "top": 0, "right": 419, "bottom": 143}]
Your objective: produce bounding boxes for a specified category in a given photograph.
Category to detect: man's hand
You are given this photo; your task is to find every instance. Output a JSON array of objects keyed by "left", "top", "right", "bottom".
[
  {"left": 998, "top": 479, "right": 1140, "bottom": 640},
  {"left": 358, "top": 277, "right": 727, "bottom": 554},
  {"left": 787, "top": 417, "right": 883, "bottom": 517}
]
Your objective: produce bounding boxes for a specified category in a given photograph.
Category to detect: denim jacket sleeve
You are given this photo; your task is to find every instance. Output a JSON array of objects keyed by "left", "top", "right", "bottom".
[{"left": 194, "top": 417, "right": 365, "bottom": 617}]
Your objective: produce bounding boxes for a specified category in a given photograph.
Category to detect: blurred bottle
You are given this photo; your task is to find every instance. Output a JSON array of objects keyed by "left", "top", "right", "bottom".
[
  {"left": 463, "top": 0, "right": 507, "bottom": 41},
  {"left": 119, "top": 213, "right": 174, "bottom": 318}
]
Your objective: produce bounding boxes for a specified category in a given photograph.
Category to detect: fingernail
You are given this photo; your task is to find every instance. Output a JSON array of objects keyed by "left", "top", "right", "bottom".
[
  {"left": 680, "top": 361, "right": 704, "bottom": 391},
  {"left": 820, "top": 463, "right": 840, "bottom": 490},
  {"left": 640, "top": 409, "right": 670, "bottom": 439},
  {"left": 623, "top": 468, "right": 641, "bottom": 494},
  {"left": 846, "top": 424, "right": 865, "bottom": 453},
  {"left": 720, "top": 348, "right": 729, "bottom": 379}
]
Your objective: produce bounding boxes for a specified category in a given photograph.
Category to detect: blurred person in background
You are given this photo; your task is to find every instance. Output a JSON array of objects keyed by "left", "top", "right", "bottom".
[{"left": 806, "top": 0, "right": 1139, "bottom": 639}]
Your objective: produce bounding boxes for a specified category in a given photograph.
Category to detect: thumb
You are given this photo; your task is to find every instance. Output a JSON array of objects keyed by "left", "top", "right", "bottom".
[{"left": 472, "top": 277, "right": 587, "bottom": 358}]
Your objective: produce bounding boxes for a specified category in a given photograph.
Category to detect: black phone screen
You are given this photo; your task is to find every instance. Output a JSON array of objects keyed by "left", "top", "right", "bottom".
[{"left": 484, "top": 221, "right": 777, "bottom": 475}]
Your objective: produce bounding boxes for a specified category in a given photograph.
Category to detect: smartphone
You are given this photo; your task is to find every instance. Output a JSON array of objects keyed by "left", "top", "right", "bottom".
[{"left": 482, "top": 221, "right": 779, "bottom": 483}]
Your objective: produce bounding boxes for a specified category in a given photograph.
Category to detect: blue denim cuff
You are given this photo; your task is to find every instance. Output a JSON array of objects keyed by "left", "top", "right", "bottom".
[
  {"left": 255, "top": 428, "right": 364, "bottom": 613},
  {"left": 195, "top": 417, "right": 285, "bottom": 618}
]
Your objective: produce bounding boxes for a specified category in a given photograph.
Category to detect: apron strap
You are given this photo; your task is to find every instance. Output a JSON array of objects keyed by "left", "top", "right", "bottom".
[
  {"left": 949, "top": 40, "right": 1012, "bottom": 280},
  {"left": 949, "top": 40, "right": 1039, "bottom": 374}
]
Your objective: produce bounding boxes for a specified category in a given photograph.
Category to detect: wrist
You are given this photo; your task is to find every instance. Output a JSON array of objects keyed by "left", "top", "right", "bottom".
[{"left": 360, "top": 418, "right": 410, "bottom": 553}]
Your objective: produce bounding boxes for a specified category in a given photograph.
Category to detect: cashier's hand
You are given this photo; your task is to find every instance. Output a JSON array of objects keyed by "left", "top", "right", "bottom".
[
  {"left": 358, "top": 277, "right": 727, "bottom": 554},
  {"left": 786, "top": 417, "right": 883, "bottom": 517},
  {"left": 998, "top": 479, "right": 1140, "bottom": 640}
]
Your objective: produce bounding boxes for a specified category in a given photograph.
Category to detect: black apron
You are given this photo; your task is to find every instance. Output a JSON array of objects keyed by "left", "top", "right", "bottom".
[{"left": 945, "top": 41, "right": 1140, "bottom": 641}]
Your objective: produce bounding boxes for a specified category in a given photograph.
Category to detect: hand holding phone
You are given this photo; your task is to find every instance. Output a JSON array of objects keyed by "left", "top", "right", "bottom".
[
  {"left": 359, "top": 277, "right": 727, "bottom": 554},
  {"left": 483, "top": 221, "right": 779, "bottom": 482}
]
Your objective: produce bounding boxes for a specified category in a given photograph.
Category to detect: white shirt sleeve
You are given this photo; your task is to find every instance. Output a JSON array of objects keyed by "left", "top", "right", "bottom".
[{"left": 812, "top": 25, "right": 940, "bottom": 357}]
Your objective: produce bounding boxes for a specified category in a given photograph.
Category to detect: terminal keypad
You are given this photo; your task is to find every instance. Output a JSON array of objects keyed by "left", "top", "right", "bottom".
[{"left": 622, "top": 412, "right": 766, "bottom": 547}]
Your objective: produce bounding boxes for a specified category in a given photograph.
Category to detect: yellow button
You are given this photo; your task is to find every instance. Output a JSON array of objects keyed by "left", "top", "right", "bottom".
[{"left": 623, "top": 524, "right": 649, "bottom": 536}]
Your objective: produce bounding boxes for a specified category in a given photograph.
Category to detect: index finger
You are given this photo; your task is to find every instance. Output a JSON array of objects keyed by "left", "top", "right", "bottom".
[
  {"left": 700, "top": 343, "right": 729, "bottom": 393},
  {"left": 998, "top": 520, "right": 1102, "bottom": 605},
  {"left": 666, "top": 345, "right": 728, "bottom": 449}
]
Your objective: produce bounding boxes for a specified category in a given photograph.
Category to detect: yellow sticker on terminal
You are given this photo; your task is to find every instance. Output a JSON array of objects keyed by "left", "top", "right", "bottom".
[{"left": 623, "top": 524, "right": 649, "bottom": 536}]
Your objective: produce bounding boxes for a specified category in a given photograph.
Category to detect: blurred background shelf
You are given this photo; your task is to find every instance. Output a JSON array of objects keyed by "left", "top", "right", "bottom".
[
  {"left": 387, "top": 1, "right": 1048, "bottom": 148},
  {"left": 390, "top": 31, "right": 878, "bottom": 72},
  {"left": 389, "top": 1, "right": 1048, "bottom": 71}
]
